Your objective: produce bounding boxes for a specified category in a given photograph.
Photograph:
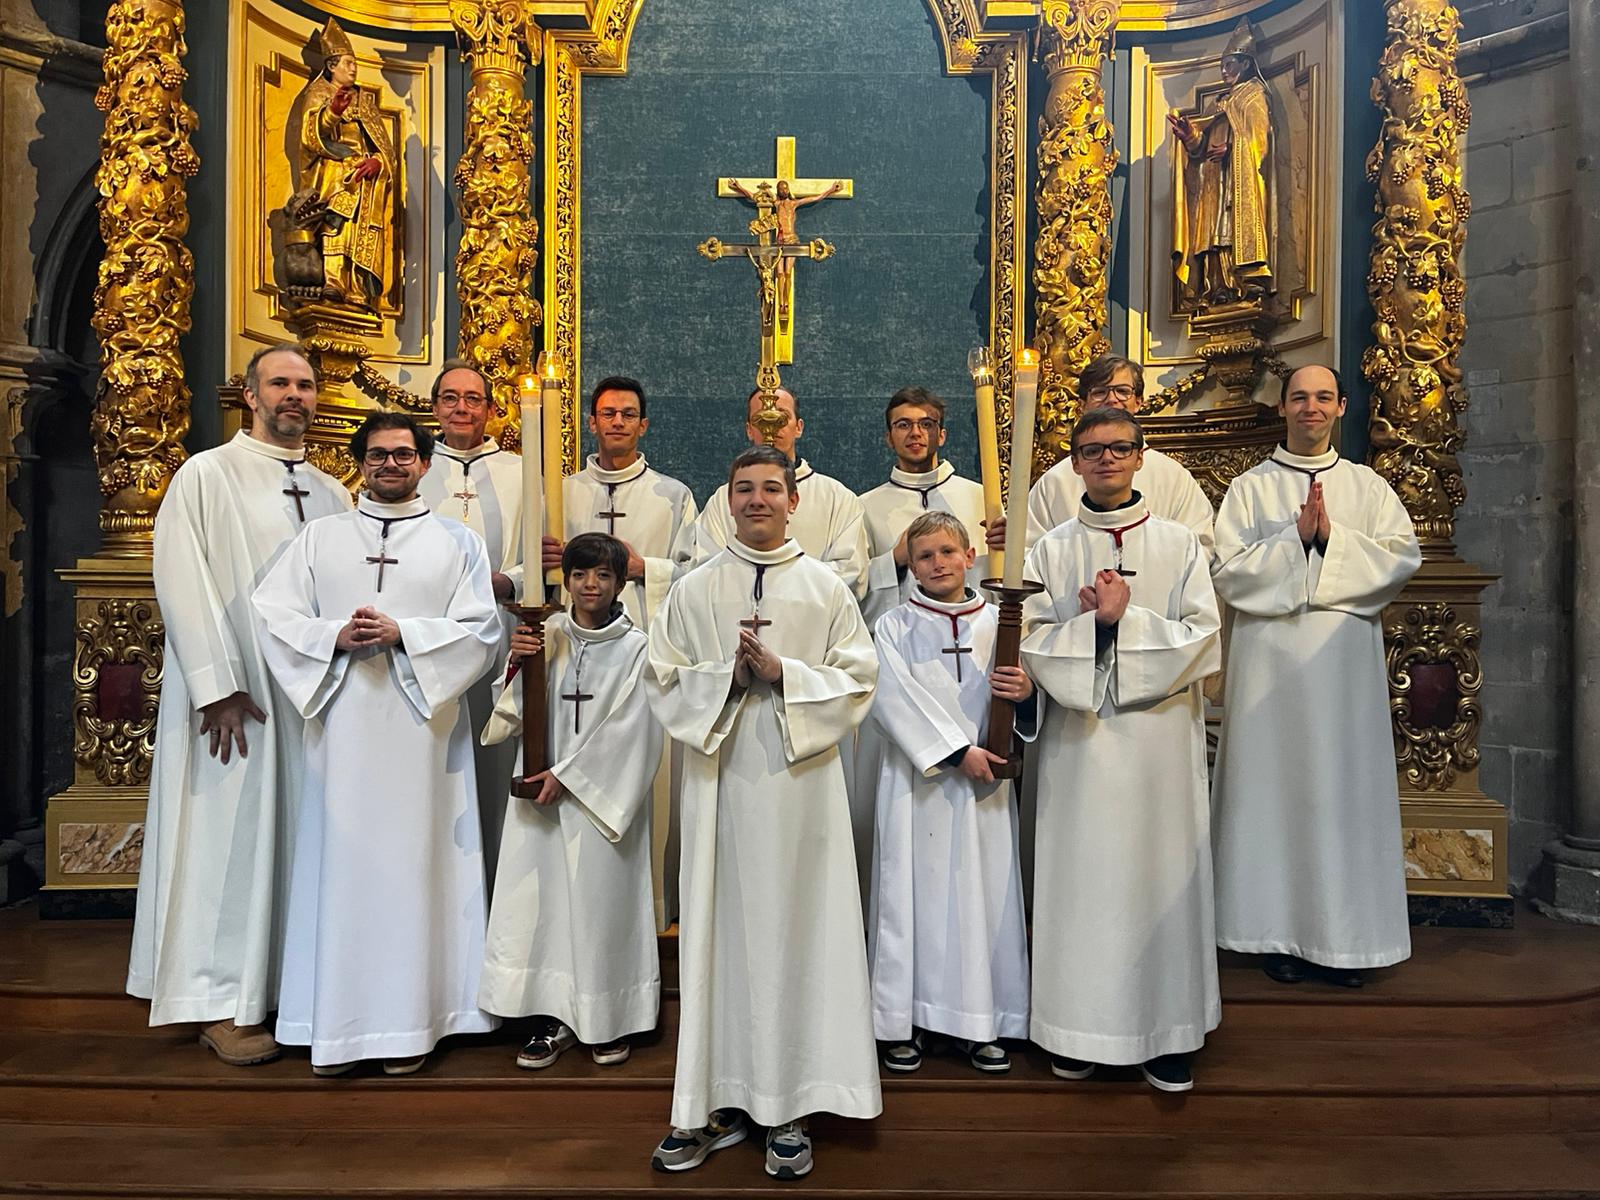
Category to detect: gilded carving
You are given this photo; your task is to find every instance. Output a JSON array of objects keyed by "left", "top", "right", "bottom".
[
  {"left": 1160, "top": 440, "right": 1276, "bottom": 509},
  {"left": 1384, "top": 601, "right": 1483, "bottom": 791},
  {"left": 1033, "top": 1, "right": 1120, "bottom": 467},
  {"left": 91, "top": 0, "right": 198, "bottom": 547},
  {"left": 72, "top": 598, "right": 164, "bottom": 788},
  {"left": 1362, "top": 1, "right": 1471, "bottom": 547},
  {"left": 452, "top": 1, "right": 542, "bottom": 451}
]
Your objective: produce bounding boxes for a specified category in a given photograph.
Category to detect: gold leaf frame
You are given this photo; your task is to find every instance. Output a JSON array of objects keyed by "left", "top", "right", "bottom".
[
  {"left": 1384, "top": 600, "right": 1483, "bottom": 793},
  {"left": 542, "top": 0, "right": 1027, "bottom": 478},
  {"left": 71, "top": 598, "right": 164, "bottom": 789}
]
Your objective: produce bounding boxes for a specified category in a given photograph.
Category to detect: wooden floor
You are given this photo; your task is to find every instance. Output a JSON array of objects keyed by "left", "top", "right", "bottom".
[{"left": 1, "top": 903, "right": 1598, "bottom": 1198}]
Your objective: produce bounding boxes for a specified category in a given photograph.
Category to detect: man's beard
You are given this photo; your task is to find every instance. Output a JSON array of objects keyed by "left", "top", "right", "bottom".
[
  {"left": 367, "top": 474, "right": 413, "bottom": 502},
  {"left": 261, "top": 406, "right": 310, "bottom": 441}
]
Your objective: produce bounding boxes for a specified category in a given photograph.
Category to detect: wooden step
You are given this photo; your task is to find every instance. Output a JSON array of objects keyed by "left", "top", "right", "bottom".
[
  {"left": 2, "top": 1018, "right": 1596, "bottom": 1136},
  {"left": 3, "top": 1121, "right": 1598, "bottom": 1198}
]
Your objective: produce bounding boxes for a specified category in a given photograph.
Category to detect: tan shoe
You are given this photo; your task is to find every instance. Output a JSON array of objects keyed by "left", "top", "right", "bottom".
[{"left": 198, "top": 1020, "right": 280, "bottom": 1066}]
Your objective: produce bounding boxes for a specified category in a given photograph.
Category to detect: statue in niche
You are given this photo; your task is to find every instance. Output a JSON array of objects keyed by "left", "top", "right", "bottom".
[
  {"left": 281, "top": 18, "right": 401, "bottom": 310},
  {"left": 1167, "top": 20, "right": 1274, "bottom": 310}
]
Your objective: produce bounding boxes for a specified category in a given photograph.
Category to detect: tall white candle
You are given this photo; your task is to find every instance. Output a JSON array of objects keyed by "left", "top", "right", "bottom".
[
  {"left": 539, "top": 365, "right": 565, "bottom": 589},
  {"left": 968, "top": 346, "right": 1005, "bottom": 583},
  {"left": 518, "top": 373, "right": 544, "bottom": 601},
  {"left": 1002, "top": 348, "right": 1040, "bottom": 588}
]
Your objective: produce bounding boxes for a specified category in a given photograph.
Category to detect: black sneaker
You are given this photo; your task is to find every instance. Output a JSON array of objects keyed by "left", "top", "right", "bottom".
[
  {"left": 1141, "top": 1054, "right": 1194, "bottom": 1093},
  {"left": 1050, "top": 1055, "right": 1095, "bottom": 1080},
  {"left": 516, "top": 1020, "right": 577, "bottom": 1069},
  {"left": 966, "top": 1041, "right": 1011, "bottom": 1073},
  {"left": 1263, "top": 954, "right": 1308, "bottom": 984},
  {"left": 881, "top": 1036, "right": 923, "bottom": 1073},
  {"left": 1317, "top": 964, "right": 1366, "bottom": 989}
]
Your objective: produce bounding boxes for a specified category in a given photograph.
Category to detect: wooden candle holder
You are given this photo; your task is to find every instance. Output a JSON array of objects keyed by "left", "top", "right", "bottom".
[{"left": 981, "top": 578, "right": 1045, "bottom": 780}]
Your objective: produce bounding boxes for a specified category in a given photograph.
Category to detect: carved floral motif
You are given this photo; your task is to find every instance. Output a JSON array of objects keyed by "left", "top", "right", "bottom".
[
  {"left": 91, "top": 0, "right": 198, "bottom": 546},
  {"left": 1384, "top": 601, "right": 1483, "bottom": 791},
  {"left": 1363, "top": 0, "right": 1471, "bottom": 546},
  {"left": 72, "top": 598, "right": 164, "bottom": 788}
]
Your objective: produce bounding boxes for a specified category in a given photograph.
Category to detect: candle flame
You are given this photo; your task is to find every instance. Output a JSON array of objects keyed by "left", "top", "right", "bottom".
[
  {"left": 516, "top": 373, "right": 539, "bottom": 396},
  {"left": 1016, "top": 347, "right": 1040, "bottom": 369},
  {"left": 536, "top": 349, "right": 567, "bottom": 382}
]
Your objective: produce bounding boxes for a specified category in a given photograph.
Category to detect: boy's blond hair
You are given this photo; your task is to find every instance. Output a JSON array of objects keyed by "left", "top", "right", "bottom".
[{"left": 904, "top": 510, "right": 971, "bottom": 556}]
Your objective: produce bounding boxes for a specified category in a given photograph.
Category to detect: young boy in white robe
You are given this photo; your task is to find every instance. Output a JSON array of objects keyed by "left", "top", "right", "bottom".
[
  {"left": 868, "top": 511, "right": 1032, "bottom": 1075},
  {"left": 477, "top": 532, "right": 663, "bottom": 1069},
  {"left": 1211, "top": 364, "right": 1422, "bottom": 988},
  {"left": 1021, "top": 407, "right": 1222, "bottom": 1093},
  {"left": 647, "top": 445, "right": 880, "bottom": 1182}
]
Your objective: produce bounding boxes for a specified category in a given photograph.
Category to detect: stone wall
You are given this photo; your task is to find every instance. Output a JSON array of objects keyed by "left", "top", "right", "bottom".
[{"left": 1455, "top": 1, "right": 1575, "bottom": 889}]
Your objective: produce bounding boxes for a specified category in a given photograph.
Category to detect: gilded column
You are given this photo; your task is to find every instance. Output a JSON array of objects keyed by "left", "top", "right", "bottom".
[
  {"left": 451, "top": 0, "right": 541, "bottom": 447},
  {"left": 1032, "top": 0, "right": 1119, "bottom": 467},
  {"left": 43, "top": 0, "right": 198, "bottom": 905},
  {"left": 90, "top": 0, "right": 199, "bottom": 552},
  {"left": 1365, "top": 1, "right": 1509, "bottom": 917}
]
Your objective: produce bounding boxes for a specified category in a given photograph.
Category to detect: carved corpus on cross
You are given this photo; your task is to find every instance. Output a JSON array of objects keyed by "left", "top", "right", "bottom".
[{"left": 698, "top": 136, "right": 853, "bottom": 371}]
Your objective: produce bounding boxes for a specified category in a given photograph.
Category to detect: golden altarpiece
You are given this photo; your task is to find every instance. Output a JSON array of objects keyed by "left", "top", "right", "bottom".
[{"left": 44, "top": 0, "right": 1508, "bottom": 918}]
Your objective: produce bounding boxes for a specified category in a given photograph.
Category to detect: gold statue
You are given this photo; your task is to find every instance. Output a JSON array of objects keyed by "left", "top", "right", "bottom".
[
  {"left": 1168, "top": 19, "right": 1274, "bottom": 308},
  {"left": 285, "top": 18, "right": 400, "bottom": 309},
  {"left": 727, "top": 177, "right": 843, "bottom": 331}
]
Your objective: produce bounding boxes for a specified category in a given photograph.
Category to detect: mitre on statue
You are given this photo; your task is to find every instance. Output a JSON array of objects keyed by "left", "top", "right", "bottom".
[{"left": 320, "top": 17, "right": 355, "bottom": 64}]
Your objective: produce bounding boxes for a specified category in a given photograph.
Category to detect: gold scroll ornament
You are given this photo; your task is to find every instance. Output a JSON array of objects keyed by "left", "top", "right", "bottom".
[
  {"left": 91, "top": 0, "right": 199, "bottom": 549},
  {"left": 1363, "top": 0, "right": 1471, "bottom": 549},
  {"left": 1033, "top": 0, "right": 1120, "bottom": 474},
  {"left": 451, "top": 0, "right": 542, "bottom": 449}
]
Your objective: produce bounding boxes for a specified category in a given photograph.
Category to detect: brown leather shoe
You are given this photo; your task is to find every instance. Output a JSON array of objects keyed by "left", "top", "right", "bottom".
[{"left": 199, "top": 1020, "right": 280, "bottom": 1066}]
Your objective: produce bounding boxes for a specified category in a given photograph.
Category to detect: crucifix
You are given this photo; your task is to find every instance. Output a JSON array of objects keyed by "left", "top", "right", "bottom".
[
  {"left": 282, "top": 462, "right": 310, "bottom": 523},
  {"left": 739, "top": 612, "right": 772, "bottom": 635},
  {"left": 596, "top": 484, "right": 625, "bottom": 534},
  {"left": 452, "top": 468, "right": 478, "bottom": 520},
  {"left": 367, "top": 525, "right": 398, "bottom": 593},
  {"left": 699, "top": 135, "right": 853, "bottom": 367},
  {"left": 561, "top": 684, "right": 595, "bottom": 735},
  {"left": 942, "top": 642, "right": 974, "bottom": 683}
]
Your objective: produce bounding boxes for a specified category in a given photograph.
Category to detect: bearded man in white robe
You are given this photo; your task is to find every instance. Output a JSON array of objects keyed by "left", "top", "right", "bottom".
[
  {"left": 1022, "top": 407, "right": 1222, "bottom": 1094},
  {"left": 416, "top": 359, "right": 524, "bottom": 883},
  {"left": 253, "top": 413, "right": 502, "bottom": 1075},
  {"left": 647, "top": 446, "right": 879, "bottom": 1183},
  {"left": 1211, "top": 365, "right": 1422, "bottom": 988},
  {"left": 129, "top": 343, "right": 350, "bottom": 1066},
  {"left": 692, "top": 389, "right": 869, "bottom": 600}
]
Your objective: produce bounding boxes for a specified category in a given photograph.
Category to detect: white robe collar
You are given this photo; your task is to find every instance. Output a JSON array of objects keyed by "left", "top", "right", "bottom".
[
  {"left": 793, "top": 458, "right": 816, "bottom": 485},
  {"left": 888, "top": 461, "right": 955, "bottom": 507},
  {"left": 357, "top": 494, "right": 432, "bottom": 521},
  {"left": 583, "top": 454, "right": 649, "bottom": 485},
  {"left": 907, "top": 584, "right": 983, "bottom": 617},
  {"left": 727, "top": 538, "right": 805, "bottom": 567},
  {"left": 230, "top": 429, "right": 306, "bottom": 464},
  {"left": 563, "top": 607, "right": 634, "bottom": 645},
  {"left": 1271, "top": 445, "right": 1341, "bottom": 475},
  {"left": 1076, "top": 492, "right": 1149, "bottom": 532},
  {"left": 433, "top": 437, "right": 502, "bottom": 465}
]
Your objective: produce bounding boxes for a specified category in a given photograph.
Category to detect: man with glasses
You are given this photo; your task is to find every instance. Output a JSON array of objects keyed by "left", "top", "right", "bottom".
[
  {"left": 1020, "top": 406, "right": 1222, "bottom": 1094},
  {"left": 858, "top": 387, "right": 989, "bottom": 627},
  {"left": 130, "top": 343, "right": 350, "bottom": 1066},
  {"left": 1210, "top": 365, "right": 1421, "bottom": 989},
  {"left": 254, "top": 413, "right": 503, "bottom": 1077},
  {"left": 552, "top": 376, "right": 698, "bottom": 630},
  {"left": 417, "top": 359, "right": 526, "bottom": 877},
  {"left": 549, "top": 375, "right": 699, "bottom": 928},
  {"left": 1024, "top": 354, "right": 1215, "bottom": 557}
]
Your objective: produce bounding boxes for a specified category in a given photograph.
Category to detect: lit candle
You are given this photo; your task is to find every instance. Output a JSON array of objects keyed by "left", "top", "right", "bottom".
[
  {"left": 517, "top": 372, "right": 544, "bottom": 600},
  {"left": 536, "top": 350, "right": 567, "bottom": 590},
  {"left": 1002, "top": 347, "right": 1040, "bottom": 588},
  {"left": 968, "top": 346, "right": 1004, "bottom": 583}
]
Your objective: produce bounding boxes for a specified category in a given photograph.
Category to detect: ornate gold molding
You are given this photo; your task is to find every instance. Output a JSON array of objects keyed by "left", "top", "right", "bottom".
[
  {"left": 452, "top": 1, "right": 542, "bottom": 449},
  {"left": 91, "top": 0, "right": 198, "bottom": 553},
  {"left": 1033, "top": 1, "right": 1119, "bottom": 473},
  {"left": 71, "top": 597, "right": 163, "bottom": 788},
  {"left": 1363, "top": 0, "right": 1470, "bottom": 550},
  {"left": 925, "top": 6, "right": 1027, "bottom": 481},
  {"left": 1384, "top": 600, "right": 1483, "bottom": 792}
]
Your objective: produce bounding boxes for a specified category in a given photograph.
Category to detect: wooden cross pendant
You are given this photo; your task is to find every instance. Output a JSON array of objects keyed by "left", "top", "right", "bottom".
[
  {"left": 942, "top": 642, "right": 974, "bottom": 682},
  {"left": 739, "top": 613, "right": 772, "bottom": 635},
  {"left": 561, "top": 686, "right": 595, "bottom": 734},
  {"left": 282, "top": 469, "right": 310, "bottom": 523},
  {"left": 367, "top": 548, "right": 398, "bottom": 592},
  {"left": 596, "top": 506, "right": 626, "bottom": 533}
]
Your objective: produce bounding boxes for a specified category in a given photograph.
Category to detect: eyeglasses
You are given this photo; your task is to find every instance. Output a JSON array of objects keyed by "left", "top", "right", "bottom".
[
  {"left": 1086, "top": 385, "right": 1138, "bottom": 403},
  {"left": 437, "top": 392, "right": 487, "bottom": 410},
  {"left": 363, "top": 447, "right": 420, "bottom": 465},
  {"left": 1072, "top": 440, "right": 1141, "bottom": 462},
  {"left": 595, "top": 408, "right": 641, "bottom": 422},
  {"left": 890, "top": 418, "right": 942, "bottom": 434}
]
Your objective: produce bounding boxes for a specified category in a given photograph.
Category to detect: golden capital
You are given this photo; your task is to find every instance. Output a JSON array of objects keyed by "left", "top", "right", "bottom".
[
  {"left": 1038, "top": 0, "right": 1120, "bottom": 77},
  {"left": 451, "top": 1, "right": 540, "bottom": 74}
]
